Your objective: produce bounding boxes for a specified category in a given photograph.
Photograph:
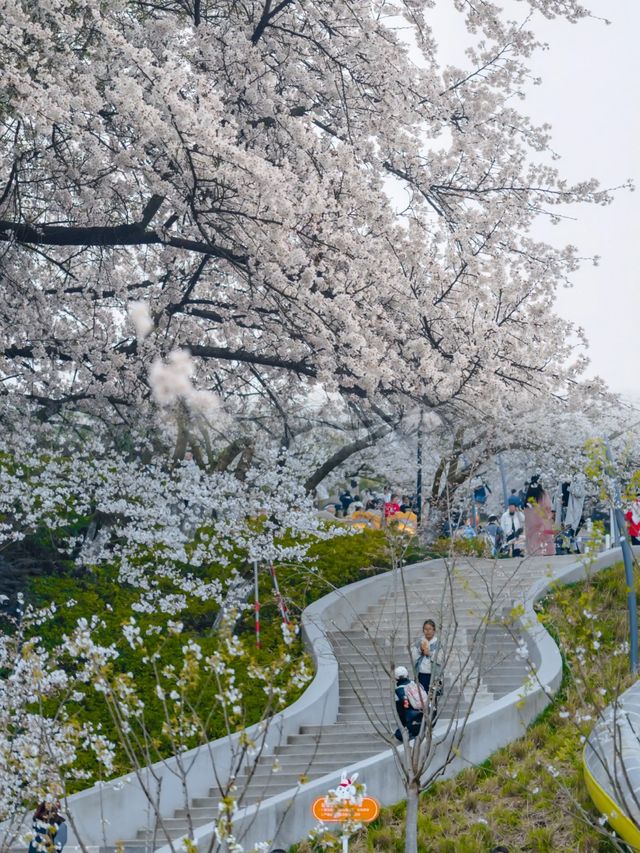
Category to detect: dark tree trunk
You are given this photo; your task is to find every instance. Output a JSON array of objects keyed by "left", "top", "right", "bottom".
[{"left": 304, "top": 425, "right": 392, "bottom": 494}]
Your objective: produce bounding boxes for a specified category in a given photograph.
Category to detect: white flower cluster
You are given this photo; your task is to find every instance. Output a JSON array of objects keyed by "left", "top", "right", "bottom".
[
  {"left": 515, "top": 639, "right": 529, "bottom": 661},
  {"left": 0, "top": 437, "right": 326, "bottom": 616},
  {"left": 0, "top": 608, "right": 118, "bottom": 824}
]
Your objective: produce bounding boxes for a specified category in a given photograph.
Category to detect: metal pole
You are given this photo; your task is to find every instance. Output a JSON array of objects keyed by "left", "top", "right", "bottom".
[
  {"left": 613, "top": 507, "right": 638, "bottom": 673},
  {"left": 604, "top": 440, "right": 638, "bottom": 673},
  {"left": 269, "top": 562, "right": 290, "bottom": 626},
  {"left": 610, "top": 507, "right": 616, "bottom": 545},
  {"left": 416, "top": 415, "right": 423, "bottom": 525},
  {"left": 253, "top": 560, "right": 261, "bottom": 649},
  {"left": 341, "top": 831, "right": 349, "bottom": 853},
  {"left": 497, "top": 453, "right": 509, "bottom": 510}
]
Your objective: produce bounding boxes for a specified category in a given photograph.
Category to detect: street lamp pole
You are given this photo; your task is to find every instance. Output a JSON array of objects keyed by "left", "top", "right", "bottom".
[
  {"left": 604, "top": 438, "right": 638, "bottom": 674},
  {"left": 416, "top": 413, "right": 423, "bottom": 525},
  {"left": 497, "top": 453, "right": 509, "bottom": 510}
]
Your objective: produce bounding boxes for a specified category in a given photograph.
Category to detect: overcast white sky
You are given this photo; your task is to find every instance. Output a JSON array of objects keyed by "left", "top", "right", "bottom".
[{"left": 427, "top": 1, "right": 640, "bottom": 397}]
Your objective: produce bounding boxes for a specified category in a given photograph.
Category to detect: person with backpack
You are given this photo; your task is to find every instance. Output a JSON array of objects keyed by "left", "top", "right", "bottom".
[
  {"left": 28, "top": 801, "right": 67, "bottom": 853},
  {"left": 484, "top": 515, "right": 503, "bottom": 555},
  {"left": 393, "top": 665, "right": 425, "bottom": 741},
  {"left": 411, "top": 619, "right": 440, "bottom": 694}
]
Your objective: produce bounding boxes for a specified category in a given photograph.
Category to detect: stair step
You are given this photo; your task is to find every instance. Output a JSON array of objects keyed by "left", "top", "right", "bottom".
[
  {"left": 300, "top": 724, "right": 377, "bottom": 734},
  {"left": 243, "top": 757, "right": 375, "bottom": 778},
  {"left": 286, "top": 732, "right": 379, "bottom": 746},
  {"left": 120, "top": 554, "right": 552, "bottom": 844},
  {"left": 275, "top": 745, "right": 379, "bottom": 759},
  {"left": 232, "top": 771, "right": 329, "bottom": 788},
  {"left": 147, "top": 816, "right": 212, "bottom": 834}
]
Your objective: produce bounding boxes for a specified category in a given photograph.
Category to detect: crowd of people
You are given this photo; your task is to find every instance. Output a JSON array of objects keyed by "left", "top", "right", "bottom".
[
  {"left": 448, "top": 475, "right": 606, "bottom": 558},
  {"left": 469, "top": 476, "right": 639, "bottom": 558},
  {"left": 481, "top": 476, "right": 557, "bottom": 557},
  {"left": 332, "top": 481, "right": 417, "bottom": 519},
  {"left": 322, "top": 472, "right": 640, "bottom": 557},
  {"left": 320, "top": 479, "right": 420, "bottom": 533}
]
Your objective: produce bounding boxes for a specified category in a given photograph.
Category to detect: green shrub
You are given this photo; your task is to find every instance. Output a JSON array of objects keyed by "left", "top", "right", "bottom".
[
  {"left": 429, "top": 536, "right": 487, "bottom": 558},
  {"left": 24, "top": 526, "right": 391, "bottom": 790}
]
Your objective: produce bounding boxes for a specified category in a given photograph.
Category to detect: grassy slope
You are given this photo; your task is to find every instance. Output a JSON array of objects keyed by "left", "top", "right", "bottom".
[{"left": 25, "top": 526, "right": 393, "bottom": 786}]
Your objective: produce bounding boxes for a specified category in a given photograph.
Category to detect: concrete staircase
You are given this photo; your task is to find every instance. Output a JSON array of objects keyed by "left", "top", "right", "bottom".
[{"left": 114, "top": 555, "right": 570, "bottom": 849}]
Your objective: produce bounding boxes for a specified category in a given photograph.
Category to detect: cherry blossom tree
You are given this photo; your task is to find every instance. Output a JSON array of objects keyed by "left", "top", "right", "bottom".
[
  {"left": 0, "top": 0, "right": 631, "bottom": 848},
  {"left": 331, "top": 384, "right": 640, "bottom": 530},
  {"left": 0, "top": 420, "right": 331, "bottom": 605},
  {"left": 0, "top": 0, "right": 621, "bottom": 445}
]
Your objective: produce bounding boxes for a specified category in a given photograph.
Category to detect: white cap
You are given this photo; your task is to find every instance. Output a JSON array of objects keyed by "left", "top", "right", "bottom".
[{"left": 394, "top": 665, "right": 409, "bottom": 679}]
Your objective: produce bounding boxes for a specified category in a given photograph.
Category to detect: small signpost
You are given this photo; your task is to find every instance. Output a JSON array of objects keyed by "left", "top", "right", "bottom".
[
  {"left": 311, "top": 796, "right": 380, "bottom": 823},
  {"left": 311, "top": 774, "right": 379, "bottom": 852}
]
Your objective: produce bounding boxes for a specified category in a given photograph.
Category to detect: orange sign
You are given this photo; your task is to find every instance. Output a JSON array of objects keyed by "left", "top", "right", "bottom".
[{"left": 312, "top": 796, "right": 380, "bottom": 823}]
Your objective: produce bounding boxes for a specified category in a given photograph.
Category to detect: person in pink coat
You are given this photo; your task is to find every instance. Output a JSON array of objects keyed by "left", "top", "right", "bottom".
[{"left": 524, "top": 476, "right": 555, "bottom": 556}]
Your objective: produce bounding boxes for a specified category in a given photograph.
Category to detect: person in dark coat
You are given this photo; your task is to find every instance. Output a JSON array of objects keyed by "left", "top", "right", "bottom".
[
  {"left": 393, "top": 665, "right": 423, "bottom": 741},
  {"left": 28, "top": 802, "right": 67, "bottom": 853},
  {"left": 507, "top": 489, "right": 523, "bottom": 509},
  {"left": 339, "top": 489, "right": 353, "bottom": 516}
]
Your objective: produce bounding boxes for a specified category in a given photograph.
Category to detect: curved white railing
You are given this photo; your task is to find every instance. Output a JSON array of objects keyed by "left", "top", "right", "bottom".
[
  {"left": 158, "top": 549, "right": 624, "bottom": 852},
  {"left": 584, "top": 665, "right": 640, "bottom": 847}
]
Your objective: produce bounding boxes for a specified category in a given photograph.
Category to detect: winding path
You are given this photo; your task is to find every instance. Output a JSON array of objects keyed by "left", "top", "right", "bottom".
[
  {"left": 6, "top": 550, "right": 622, "bottom": 852},
  {"left": 144, "top": 553, "right": 604, "bottom": 851},
  {"left": 144, "top": 555, "right": 548, "bottom": 845}
]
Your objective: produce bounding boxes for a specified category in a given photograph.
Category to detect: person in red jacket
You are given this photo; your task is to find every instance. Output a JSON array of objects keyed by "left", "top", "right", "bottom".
[
  {"left": 384, "top": 494, "right": 401, "bottom": 518},
  {"left": 625, "top": 498, "right": 640, "bottom": 545}
]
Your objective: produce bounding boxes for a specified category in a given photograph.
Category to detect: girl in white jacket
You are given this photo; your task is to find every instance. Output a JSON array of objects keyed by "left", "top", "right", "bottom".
[{"left": 411, "top": 619, "right": 439, "bottom": 693}]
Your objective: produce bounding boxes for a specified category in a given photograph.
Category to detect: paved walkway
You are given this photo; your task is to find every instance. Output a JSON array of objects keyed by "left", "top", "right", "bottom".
[{"left": 124, "top": 554, "right": 576, "bottom": 846}]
